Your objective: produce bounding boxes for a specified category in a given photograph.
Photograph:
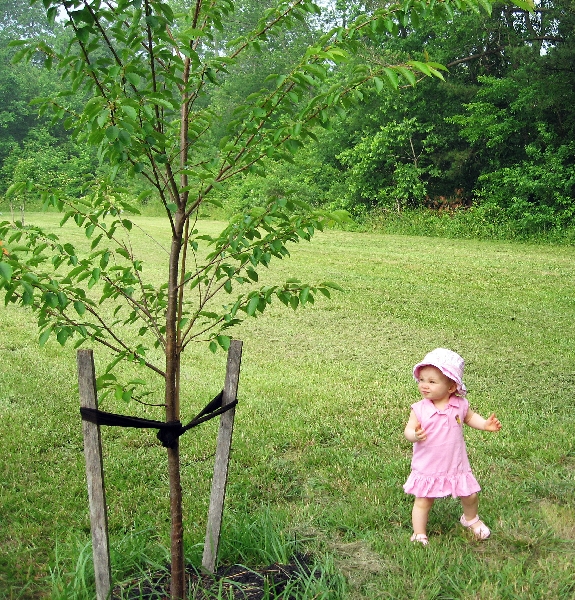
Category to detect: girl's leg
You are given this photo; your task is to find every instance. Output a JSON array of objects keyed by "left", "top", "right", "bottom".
[
  {"left": 460, "top": 493, "right": 479, "bottom": 522},
  {"left": 412, "top": 497, "right": 434, "bottom": 535},
  {"left": 460, "top": 493, "right": 490, "bottom": 539}
]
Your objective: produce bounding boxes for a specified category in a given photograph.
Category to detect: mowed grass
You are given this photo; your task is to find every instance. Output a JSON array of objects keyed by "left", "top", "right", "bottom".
[{"left": 1, "top": 213, "right": 575, "bottom": 598}]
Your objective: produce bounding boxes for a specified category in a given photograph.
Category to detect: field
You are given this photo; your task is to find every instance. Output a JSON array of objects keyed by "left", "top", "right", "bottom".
[{"left": 1, "top": 215, "right": 575, "bottom": 598}]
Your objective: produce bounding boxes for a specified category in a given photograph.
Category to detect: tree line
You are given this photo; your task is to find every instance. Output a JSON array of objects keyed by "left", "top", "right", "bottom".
[{"left": 1, "top": 0, "right": 573, "bottom": 239}]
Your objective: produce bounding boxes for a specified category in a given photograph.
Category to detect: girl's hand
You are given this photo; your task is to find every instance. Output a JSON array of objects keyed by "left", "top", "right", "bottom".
[
  {"left": 484, "top": 413, "right": 501, "bottom": 432},
  {"left": 414, "top": 422, "right": 427, "bottom": 441}
]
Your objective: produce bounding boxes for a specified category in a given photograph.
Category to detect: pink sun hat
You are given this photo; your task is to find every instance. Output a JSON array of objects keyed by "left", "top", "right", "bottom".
[{"left": 413, "top": 348, "right": 467, "bottom": 396}]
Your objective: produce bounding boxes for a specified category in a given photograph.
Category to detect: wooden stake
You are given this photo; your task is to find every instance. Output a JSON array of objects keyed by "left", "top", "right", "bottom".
[
  {"left": 77, "top": 349, "right": 112, "bottom": 600},
  {"left": 202, "top": 340, "right": 243, "bottom": 572}
]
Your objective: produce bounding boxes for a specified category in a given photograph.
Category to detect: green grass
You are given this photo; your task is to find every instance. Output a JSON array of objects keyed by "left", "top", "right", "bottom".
[{"left": 1, "top": 214, "right": 575, "bottom": 598}]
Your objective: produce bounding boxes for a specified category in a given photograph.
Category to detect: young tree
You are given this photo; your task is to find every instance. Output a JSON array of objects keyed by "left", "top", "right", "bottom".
[{"left": 0, "top": 0, "right": 531, "bottom": 596}]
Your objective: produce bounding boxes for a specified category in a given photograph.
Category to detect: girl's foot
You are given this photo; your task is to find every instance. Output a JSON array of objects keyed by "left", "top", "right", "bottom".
[
  {"left": 460, "top": 514, "right": 490, "bottom": 540},
  {"left": 410, "top": 533, "right": 429, "bottom": 546}
]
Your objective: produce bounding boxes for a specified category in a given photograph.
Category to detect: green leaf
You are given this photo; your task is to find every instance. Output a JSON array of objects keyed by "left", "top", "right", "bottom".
[
  {"left": 217, "top": 335, "right": 231, "bottom": 351},
  {"left": 45, "top": 292, "right": 58, "bottom": 308},
  {"left": 21, "top": 281, "right": 34, "bottom": 305},
  {"left": 428, "top": 66, "right": 446, "bottom": 81},
  {"left": 277, "top": 291, "right": 290, "bottom": 305},
  {"left": 510, "top": 0, "right": 534, "bottom": 9},
  {"left": 396, "top": 67, "right": 417, "bottom": 86},
  {"left": 74, "top": 301, "right": 86, "bottom": 316},
  {"left": 246, "top": 268, "right": 258, "bottom": 282},
  {"left": 477, "top": 0, "right": 494, "bottom": 14},
  {"left": 246, "top": 295, "right": 259, "bottom": 316},
  {"left": 121, "top": 104, "right": 138, "bottom": 120},
  {"left": 76, "top": 26, "right": 91, "bottom": 43},
  {"left": 39, "top": 329, "right": 52, "bottom": 347},
  {"left": 91, "top": 234, "right": 104, "bottom": 250},
  {"left": 56, "top": 328, "right": 70, "bottom": 346},
  {"left": 321, "top": 281, "right": 344, "bottom": 292},
  {"left": 5, "top": 182, "right": 26, "bottom": 198},
  {"left": 125, "top": 72, "right": 141, "bottom": 87},
  {"left": 408, "top": 60, "right": 432, "bottom": 76},
  {"left": 88, "top": 268, "right": 101, "bottom": 288},
  {"left": 0, "top": 263, "right": 13, "bottom": 282},
  {"left": 383, "top": 68, "right": 399, "bottom": 89},
  {"left": 305, "top": 63, "right": 326, "bottom": 81},
  {"left": 105, "top": 126, "right": 119, "bottom": 140}
]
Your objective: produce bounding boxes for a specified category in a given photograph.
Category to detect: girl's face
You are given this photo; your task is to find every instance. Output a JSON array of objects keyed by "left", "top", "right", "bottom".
[{"left": 417, "top": 365, "right": 457, "bottom": 404}]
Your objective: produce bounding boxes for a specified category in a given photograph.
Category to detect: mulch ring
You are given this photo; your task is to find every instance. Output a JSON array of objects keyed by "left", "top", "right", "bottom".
[{"left": 112, "top": 553, "right": 316, "bottom": 599}]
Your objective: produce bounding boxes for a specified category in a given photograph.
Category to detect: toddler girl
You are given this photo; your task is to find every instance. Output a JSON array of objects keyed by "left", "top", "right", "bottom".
[{"left": 403, "top": 348, "right": 501, "bottom": 545}]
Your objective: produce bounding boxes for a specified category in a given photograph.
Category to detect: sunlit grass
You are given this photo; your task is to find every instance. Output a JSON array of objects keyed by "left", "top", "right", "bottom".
[{"left": 1, "top": 214, "right": 574, "bottom": 598}]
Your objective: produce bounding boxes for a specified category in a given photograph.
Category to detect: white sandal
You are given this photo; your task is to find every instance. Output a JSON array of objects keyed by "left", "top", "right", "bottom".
[
  {"left": 410, "top": 533, "right": 429, "bottom": 546},
  {"left": 460, "top": 514, "right": 491, "bottom": 540}
]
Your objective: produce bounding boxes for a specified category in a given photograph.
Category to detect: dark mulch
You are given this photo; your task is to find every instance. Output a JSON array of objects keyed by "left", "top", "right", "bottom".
[{"left": 112, "top": 554, "right": 315, "bottom": 599}]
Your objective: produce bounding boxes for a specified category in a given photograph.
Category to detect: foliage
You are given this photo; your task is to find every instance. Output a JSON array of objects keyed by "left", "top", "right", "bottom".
[
  {"left": 475, "top": 142, "right": 575, "bottom": 234},
  {"left": 2, "top": 127, "right": 100, "bottom": 206},
  {"left": 451, "top": 67, "right": 575, "bottom": 233},
  {"left": 0, "top": 0, "right": 69, "bottom": 194},
  {"left": 337, "top": 117, "right": 438, "bottom": 213},
  {"left": 439, "top": 0, "right": 575, "bottom": 232},
  {"left": 223, "top": 0, "right": 575, "bottom": 231}
]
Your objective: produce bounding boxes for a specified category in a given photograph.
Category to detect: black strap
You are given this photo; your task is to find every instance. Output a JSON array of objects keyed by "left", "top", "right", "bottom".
[{"left": 80, "top": 390, "right": 238, "bottom": 449}]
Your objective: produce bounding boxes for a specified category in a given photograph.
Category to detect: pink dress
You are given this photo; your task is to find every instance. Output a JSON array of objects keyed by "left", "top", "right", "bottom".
[{"left": 403, "top": 395, "right": 481, "bottom": 498}]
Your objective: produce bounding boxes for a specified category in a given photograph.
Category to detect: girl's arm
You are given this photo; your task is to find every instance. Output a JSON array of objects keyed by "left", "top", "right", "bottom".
[
  {"left": 464, "top": 410, "right": 501, "bottom": 432},
  {"left": 404, "top": 409, "right": 426, "bottom": 443}
]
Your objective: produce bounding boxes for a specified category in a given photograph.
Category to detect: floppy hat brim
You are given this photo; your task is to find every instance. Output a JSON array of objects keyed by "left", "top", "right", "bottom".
[{"left": 413, "top": 360, "right": 467, "bottom": 396}]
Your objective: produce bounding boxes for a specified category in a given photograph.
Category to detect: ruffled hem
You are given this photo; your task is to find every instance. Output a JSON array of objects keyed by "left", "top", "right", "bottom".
[{"left": 403, "top": 470, "right": 481, "bottom": 499}]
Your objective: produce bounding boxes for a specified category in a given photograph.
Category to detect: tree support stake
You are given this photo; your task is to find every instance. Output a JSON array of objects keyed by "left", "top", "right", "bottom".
[
  {"left": 202, "top": 339, "right": 243, "bottom": 573},
  {"left": 77, "top": 349, "right": 112, "bottom": 600}
]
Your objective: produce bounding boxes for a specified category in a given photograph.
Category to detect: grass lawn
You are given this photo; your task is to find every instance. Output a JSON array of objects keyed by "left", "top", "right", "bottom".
[{"left": 1, "top": 214, "right": 574, "bottom": 598}]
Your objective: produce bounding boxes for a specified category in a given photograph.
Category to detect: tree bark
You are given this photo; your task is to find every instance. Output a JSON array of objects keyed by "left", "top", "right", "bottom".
[
  {"left": 166, "top": 214, "right": 185, "bottom": 599},
  {"left": 168, "top": 444, "right": 185, "bottom": 599}
]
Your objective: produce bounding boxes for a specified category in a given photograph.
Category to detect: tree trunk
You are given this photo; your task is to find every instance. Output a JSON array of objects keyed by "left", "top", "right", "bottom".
[
  {"left": 168, "top": 444, "right": 185, "bottom": 599},
  {"left": 166, "top": 214, "right": 185, "bottom": 599}
]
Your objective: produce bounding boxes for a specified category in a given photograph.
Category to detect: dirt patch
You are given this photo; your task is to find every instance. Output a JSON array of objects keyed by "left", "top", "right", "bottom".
[
  {"left": 112, "top": 554, "right": 316, "bottom": 599},
  {"left": 331, "top": 540, "right": 387, "bottom": 589}
]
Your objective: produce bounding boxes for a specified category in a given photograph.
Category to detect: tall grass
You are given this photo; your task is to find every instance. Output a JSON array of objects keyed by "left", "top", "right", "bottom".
[
  {"left": 364, "top": 205, "right": 575, "bottom": 244},
  {"left": 1, "top": 214, "right": 574, "bottom": 598}
]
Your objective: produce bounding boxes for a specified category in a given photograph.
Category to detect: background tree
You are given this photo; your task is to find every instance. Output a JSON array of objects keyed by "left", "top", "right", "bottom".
[
  {"left": 0, "top": 0, "right": 58, "bottom": 193},
  {"left": 211, "top": 0, "right": 575, "bottom": 232},
  {"left": 448, "top": 0, "right": 575, "bottom": 233},
  {"left": 0, "top": 0, "right": 532, "bottom": 597}
]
